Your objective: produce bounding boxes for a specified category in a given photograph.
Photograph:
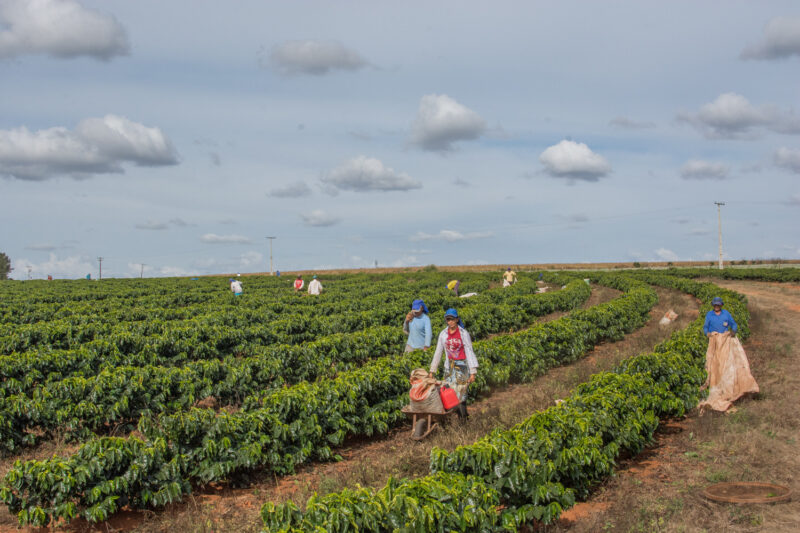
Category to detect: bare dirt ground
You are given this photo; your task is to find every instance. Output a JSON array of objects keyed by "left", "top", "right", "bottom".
[
  {"left": 550, "top": 280, "right": 800, "bottom": 533},
  {"left": 0, "top": 284, "right": 702, "bottom": 532}
]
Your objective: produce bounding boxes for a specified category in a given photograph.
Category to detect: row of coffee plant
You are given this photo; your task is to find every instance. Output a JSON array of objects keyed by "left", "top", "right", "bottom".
[
  {"left": 0, "top": 271, "right": 536, "bottom": 394},
  {"left": 660, "top": 266, "right": 800, "bottom": 283},
  {"left": 0, "top": 274, "right": 649, "bottom": 526},
  {"left": 0, "top": 272, "right": 497, "bottom": 353},
  {"left": 260, "top": 273, "right": 747, "bottom": 532},
  {"left": 0, "top": 271, "right": 497, "bottom": 326},
  {"left": 0, "top": 274, "right": 568, "bottom": 453}
]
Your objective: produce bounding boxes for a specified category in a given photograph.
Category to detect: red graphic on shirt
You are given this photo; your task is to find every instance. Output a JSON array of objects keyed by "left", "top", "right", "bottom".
[{"left": 445, "top": 329, "right": 466, "bottom": 360}]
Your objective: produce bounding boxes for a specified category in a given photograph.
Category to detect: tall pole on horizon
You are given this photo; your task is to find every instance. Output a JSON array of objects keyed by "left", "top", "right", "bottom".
[
  {"left": 715, "top": 202, "right": 725, "bottom": 270},
  {"left": 266, "top": 236, "right": 276, "bottom": 275},
  {"left": 98, "top": 257, "right": 104, "bottom": 280}
]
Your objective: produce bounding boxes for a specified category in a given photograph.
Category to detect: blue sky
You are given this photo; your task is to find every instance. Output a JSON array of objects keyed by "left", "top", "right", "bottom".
[{"left": 1, "top": 0, "right": 799, "bottom": 279}]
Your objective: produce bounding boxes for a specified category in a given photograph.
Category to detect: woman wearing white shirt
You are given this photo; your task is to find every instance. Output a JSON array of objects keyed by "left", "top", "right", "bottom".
[
  {"left": 428, "top": 308, "right": 478, "bottom": 418},
  {"left": 308, "top": 275, "right": 322, "bottom": 295}
]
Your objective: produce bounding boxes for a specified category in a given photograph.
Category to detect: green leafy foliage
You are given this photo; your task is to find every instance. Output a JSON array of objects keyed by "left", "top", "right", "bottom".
[{"left": 261, "top": 271, "right": 754, "bottom": 531}]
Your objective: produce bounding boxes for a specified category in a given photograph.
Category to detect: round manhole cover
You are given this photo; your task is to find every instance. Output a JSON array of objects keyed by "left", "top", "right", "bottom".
[{"left": 703, "top": 482, "right": 791, "bottom": 504}]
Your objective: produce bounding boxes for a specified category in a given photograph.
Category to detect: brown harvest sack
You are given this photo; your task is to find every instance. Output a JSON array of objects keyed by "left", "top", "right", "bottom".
[
  {"left": 698, "top": 334, "right": 759, "bottom": 412},
  {"left": 408, "top": 368, "right": 445, "bottom": 413}
]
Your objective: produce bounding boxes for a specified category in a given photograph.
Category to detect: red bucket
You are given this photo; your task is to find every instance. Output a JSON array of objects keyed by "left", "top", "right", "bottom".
[{"left": 439, "top": 385, "right": 460, "bottom": 410}]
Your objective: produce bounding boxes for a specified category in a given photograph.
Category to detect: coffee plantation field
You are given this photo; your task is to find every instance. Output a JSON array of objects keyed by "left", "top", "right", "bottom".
[{"left": 1, "top": 267, "right": 798, "bottom": 531}]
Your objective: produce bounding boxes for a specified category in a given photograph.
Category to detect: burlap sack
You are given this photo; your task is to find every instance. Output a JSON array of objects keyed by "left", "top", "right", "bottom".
[
  {"left": 698, "top": 334, "right": 759, "bottom": 412},
  {"left": 408, "top": 368, "right": 445, "bottom": 413}
]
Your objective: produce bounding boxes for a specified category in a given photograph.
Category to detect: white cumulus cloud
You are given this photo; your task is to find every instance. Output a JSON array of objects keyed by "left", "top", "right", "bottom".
[
  {"left": 200, "top": 234, "right": 253, "bottom": 244},
  {"left": 321, "top": 156, "right": 421, "bottom": 193},
  {"left": 74, "top": 115, "right": 177, "bottom": 166},
  {"left": 741, "top": 16, "right": 800, "bottom": 60},
  {"left": 676, "top": 93, "right": 800, "bottom": 139},
  {"left": 268, "top": 40, "right": 367, "bottom": 75},
  {"left": 158, "top": 265, "right": 196, "bottom": 278},
  {"left": 539, "top": 140, "right": 611, "bottom": 182},
  {"left": 410, "top": 94, "right": 487, "bottom": 152},
  {"left": 410, "top": 230, "right": 493, "bottom": 242},
  {"left": 268, "top": 181, "right": 313, "bottom": 198},
  {"left": 390, "top": 255, "right": 420, "bottom": 268},
  {"left": 12, "top": 253, "right": 94, "bottom": 279},
  {"left": 680, "top": 159, "right": 730, "bottom": 180},
  {"left": 655, "top": 248, "right": 679, "bottom": 262},
  {"left": 0, "top": 115, "right": 178, "bottom": 181},
  {"left": 0, "top": 0, "right": 129, "bottom": 60},
  {"left": 774, "top": 147, "right": 800, "bottom": 174},
  {"left": 301, "top": 209, "right": 341, "bottom": 227}
]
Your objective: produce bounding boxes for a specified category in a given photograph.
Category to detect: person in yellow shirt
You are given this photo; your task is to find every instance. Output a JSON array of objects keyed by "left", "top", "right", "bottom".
[
  {"left": 446, "top": 279, "right": 460, "bottom": 296},
  {"left": 502, "top": 267, "right": 517, "bottom": 287}
]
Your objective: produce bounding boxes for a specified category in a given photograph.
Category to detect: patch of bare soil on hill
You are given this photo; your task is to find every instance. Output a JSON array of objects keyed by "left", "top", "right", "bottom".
[
  {"left": 549, "top": 280, "right": 800, "bottom": 533},
  {"left": 0, "top": 285, "right": 697, "bottom": 533}
]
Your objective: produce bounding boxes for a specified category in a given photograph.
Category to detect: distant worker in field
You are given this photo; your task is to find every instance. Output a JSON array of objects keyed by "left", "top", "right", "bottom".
[
  {"left": 502, "top": 267, "right": 517, "bottom": 287},
  {"left": 229, "top": 278, "right": 243, "bottom": 296},
  {"left": 446, "top": 279, "right": 460, "bottom": 297},
  {"left": 428, "top": 308, "right": 478, "bottom": 419},
  {"left": 293, "top": 275, "right": 304, "bottom": 292},
  {"left": 699, "top": 297, "right": 759, "bottom": 412},
  {"left": 308, "top": 275, "right": 323, "bottom": 295},
  {"left": 403, "top": 299, "right": 432, "bottom": 352}
]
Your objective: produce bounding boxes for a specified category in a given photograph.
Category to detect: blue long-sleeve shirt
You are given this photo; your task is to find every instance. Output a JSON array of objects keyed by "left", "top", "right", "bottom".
[
  {"left": 703, "top": 309, "right": 738, "bottom": 335},
  {"left": 404, "top": 314, "right": 432, "bottom": 349}
]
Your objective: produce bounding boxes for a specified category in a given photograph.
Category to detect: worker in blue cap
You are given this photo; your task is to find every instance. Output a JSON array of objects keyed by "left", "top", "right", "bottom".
[
  {"left": 703, "top": 297, "right": 737, "bottom": 338},
  {"left": 229, "top": 277, "right": 243, "bottom": 296},
  {"left": 699, "top": 296, "right": 758, "bottom": 412},
  {"left": 403, "top": 299, "right": 432, "bottom": 352},
  {"left": 308, "top": 274, "right": 323, "bottom": 295},
  {"left": 428, "top": 308, "right": 478, "bottom": 418}
]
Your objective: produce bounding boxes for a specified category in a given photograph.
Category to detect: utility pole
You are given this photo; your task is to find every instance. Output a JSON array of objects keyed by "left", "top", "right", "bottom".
[
  {"left": 714, "top": 202, "right": 725, "bottom": 270},
  {"left": 26, "top": 265, "right": 32, "bottom": 280},
  {"left": 140, "top": 264, "right": 146, "bottom": 278},
  {"left": 266, "top": 236, "right": 276, "bottom": 275},
  {"left": 98, "top": 257, "right": 104, "bottom": 280}
]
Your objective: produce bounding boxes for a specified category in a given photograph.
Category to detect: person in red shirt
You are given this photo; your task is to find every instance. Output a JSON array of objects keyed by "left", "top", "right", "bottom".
[
  {"left": 293, "top": 275, "right": 304, "bottom": 292},
  {"left": 428, "top": 308, "right": 478, "bottom": 418}
]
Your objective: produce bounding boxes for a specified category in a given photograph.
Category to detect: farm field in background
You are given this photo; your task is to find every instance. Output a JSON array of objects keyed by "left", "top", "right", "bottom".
[{"left": 1, "top": 267, "right": 799, "bottom": 532}]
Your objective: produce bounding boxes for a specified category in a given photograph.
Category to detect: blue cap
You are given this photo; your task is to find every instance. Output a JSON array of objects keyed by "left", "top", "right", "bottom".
[
  {"left": 712, "top": 297, "right": 723, "bottom": 306},
  {"left": 313, "top": 275, "right": 317, "bottom": 279},
  {"left": 444, "top": 308, "right": 464, "bottom": 327}
]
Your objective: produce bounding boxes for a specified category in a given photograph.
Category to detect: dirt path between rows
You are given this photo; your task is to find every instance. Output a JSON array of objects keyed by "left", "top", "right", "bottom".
[
  {"left": 0, "top": 284, "right": 698, "bottom": 533},
  {"left": 552, "top": 280, "right": 800, "bottom": 533}
]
